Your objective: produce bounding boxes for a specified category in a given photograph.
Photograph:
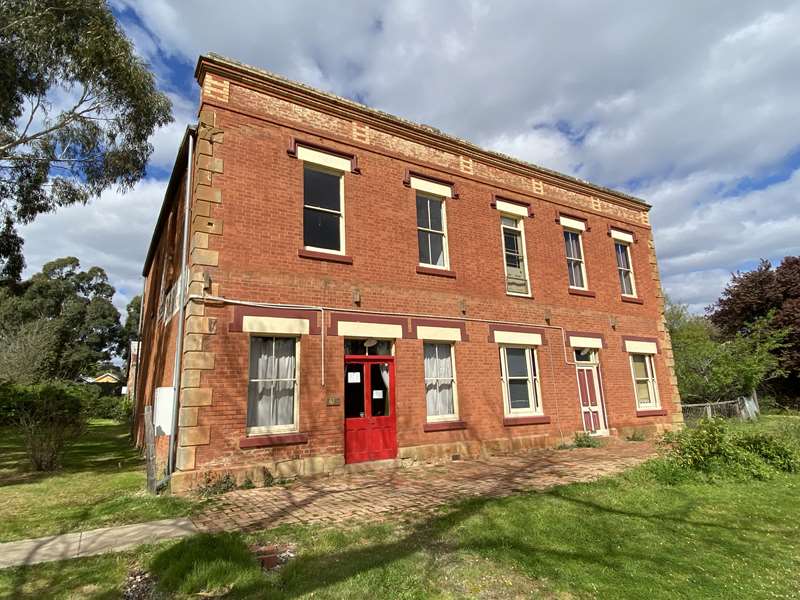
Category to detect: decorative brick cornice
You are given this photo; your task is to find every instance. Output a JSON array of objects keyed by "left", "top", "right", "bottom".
[{"left": 195, "top": 54, "right": 651, "bottom": 219}]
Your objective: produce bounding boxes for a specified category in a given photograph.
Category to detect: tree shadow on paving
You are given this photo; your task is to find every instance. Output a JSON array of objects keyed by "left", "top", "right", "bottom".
[{"left": 151, "top": 463, "right": 788, "bottom": 598}]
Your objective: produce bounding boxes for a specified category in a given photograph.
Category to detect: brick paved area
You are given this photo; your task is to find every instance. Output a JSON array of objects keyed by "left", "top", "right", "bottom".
[{"left": 193, "top": 442, "right": 656, "bottom": 533}]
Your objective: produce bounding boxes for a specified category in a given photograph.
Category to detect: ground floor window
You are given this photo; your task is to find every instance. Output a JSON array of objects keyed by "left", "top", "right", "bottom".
[
  {"left": 423, "top": 342, "right": 458, "bottom": 421},
  {"left": 630, "top": 353, "right": 659, "bottom": 409},
  {"left": 247, "top": 336, "right": 298, "bottom": 433},
  {"left": 500, "top": 346, "right": 542, "bottom": 416}
]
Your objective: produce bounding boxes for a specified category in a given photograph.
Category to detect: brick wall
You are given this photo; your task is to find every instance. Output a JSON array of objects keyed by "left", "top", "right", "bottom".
[{"left": 136, "top": 59, "right": 682, "bottom": 489}]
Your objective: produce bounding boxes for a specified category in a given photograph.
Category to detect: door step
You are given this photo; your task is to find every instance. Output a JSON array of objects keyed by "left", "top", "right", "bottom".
[{"left": 333, "top": 458, "right": 401, "bottom": 476}]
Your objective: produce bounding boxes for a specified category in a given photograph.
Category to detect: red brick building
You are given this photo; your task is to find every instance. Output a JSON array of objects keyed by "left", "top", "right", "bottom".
[{"left": 134, "top": 54, "right": 682, "bottom": 492}]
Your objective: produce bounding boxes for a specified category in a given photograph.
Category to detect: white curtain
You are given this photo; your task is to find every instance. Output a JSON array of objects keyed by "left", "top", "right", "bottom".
[
  {"left": 248, "top": 337, "right": 295, "bottom": 428},
  {"left": 379, "top": 364, "right": 390, "bottom": 389},
  {"left": 424, "top": 343, "right": 454, "bottom": 417}
]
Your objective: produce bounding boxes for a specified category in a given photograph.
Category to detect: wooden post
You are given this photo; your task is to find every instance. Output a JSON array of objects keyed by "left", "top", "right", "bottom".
[{"left": 144, "top": 405, "right": 156, "bottom": 494}]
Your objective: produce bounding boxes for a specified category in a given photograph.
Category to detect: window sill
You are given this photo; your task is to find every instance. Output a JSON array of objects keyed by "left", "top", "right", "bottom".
[
  {"left": 636, "top": 409, "right": 667, "bottom": 418},
  {"left": 239, "top": 432, "right": 309, "bottom": 449},
  {"left": 298, "top": 249, "right": 353, "bottom": 264},
  {"left": 568, "top": 288, "right": 596, "bottom": 298},
  {"left": 503, "top": 415, "right": 551, "bottom": 426},
  {"left": 506, "top": 291, "right": 533, "bottom": 299},
  {"left": 423, "top": 420, "right": 467, "bottom": 432},
  {"left": 621, "top": 295, "right": 644, "bottom": 305},
  {"left": 416, "top": 265, "right": 456, "bottom": 278}
]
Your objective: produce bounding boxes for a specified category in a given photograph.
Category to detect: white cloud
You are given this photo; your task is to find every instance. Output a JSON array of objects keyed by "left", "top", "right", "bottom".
[
  {"left": 19, "top": 179, "right": 166, "bottom": 312},
  {"left": 16, "top": 0, "right": 800, "bottom": 316}
]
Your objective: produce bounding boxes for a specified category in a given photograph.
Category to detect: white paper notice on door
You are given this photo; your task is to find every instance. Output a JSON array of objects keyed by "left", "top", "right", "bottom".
[
  {"left": 347, "top": 371, "right": 361, "bottom": 384},
  {"left": 372, "top": 390, "right": 384, "bottom": 399}
]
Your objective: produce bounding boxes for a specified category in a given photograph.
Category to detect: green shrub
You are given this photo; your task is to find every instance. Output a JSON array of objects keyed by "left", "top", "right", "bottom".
[
  {"left": 658, "top": 418, "right": 800, "bottom": 482},
  {"left": 14, "top": 382, "right": 88, "bottom": 471},
  {"left": 642, "top": 458, "right": 693, "bottom": 485},
  {"left": 82, "top": 392, "right": 132, "bottom": 422},
  {"left": 736, "top": 432, "right": 799, "bottom": 473},
  {"left": 573, "top": 432, "right": 602, "bottom": 448},
  {"left": 0, "top": 380, "right": 22, "bottom": 425}
]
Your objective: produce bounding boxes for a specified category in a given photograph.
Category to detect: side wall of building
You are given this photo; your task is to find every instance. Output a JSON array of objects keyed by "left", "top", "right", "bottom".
[{"left": 133, "top": 174, "right": 189, "bottom": 467}]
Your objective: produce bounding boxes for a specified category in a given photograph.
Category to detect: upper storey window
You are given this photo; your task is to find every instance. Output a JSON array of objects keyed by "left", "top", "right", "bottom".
[
  {"left": 561, "top": 215, "right": 588, "bottom": 290},
  {"left": 610, "top": 229, "right": 637, "bottom": 297},
  {"left": 410, "top": 175, "right": 453, "bottom": 270},
  {"left": 416, "top": 192, "right": 448, "bottom": 268},
  {"left": 501, "top": 216, "right": 530, "bottom": 296},
  {"left": 303, "top": 165, "right": 344, "bottom": 253},
  {"left": 298, "top": 145, "right": 352, "bottom": 255}
]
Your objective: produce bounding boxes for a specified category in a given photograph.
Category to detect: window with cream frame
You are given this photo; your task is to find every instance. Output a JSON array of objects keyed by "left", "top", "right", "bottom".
[
  {"left": 611, "top": 229, "right": 637, "bottom": 297},
  {"left": 416, "top": 191, "right": 449, "bottom": 268},
  {"left": 559, "top": 216, "right": 589, "bottom": 290},
  {"left": 423, "top": 342, "right": 459, "bottom": 422},
  {"left": 499, "top": 345, "right": 542, "bottom": 416},
  {"left": 411, "top": 175, "right": 452, "bottom": 269},
  {"left": 299, "top": 145, "right": 349, "bottom": 255},
  {"left": 247, "top": 336, "right": 300, "bottom": 434},
  {"left": 629, "top": 353, "right": 659, "bottom": 410},
  {"left": 500, "top": 214, "right": 531, "bottom": 296}
]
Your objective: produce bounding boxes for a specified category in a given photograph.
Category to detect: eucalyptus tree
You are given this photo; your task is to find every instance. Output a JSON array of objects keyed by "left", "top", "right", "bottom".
[{"left": 0, "top": 0, "right": 172, "bottom": 280}]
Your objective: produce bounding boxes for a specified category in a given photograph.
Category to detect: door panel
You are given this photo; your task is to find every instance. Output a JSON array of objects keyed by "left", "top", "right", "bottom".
[
  {"left": 345, "top": 364, "right": 365, "bottom": 418},
  {"left": 344, "top": 358, "right": 397, "bottom": 463},
  {"left": 577, "top": 366, "right": 605, "bottom": 434}
]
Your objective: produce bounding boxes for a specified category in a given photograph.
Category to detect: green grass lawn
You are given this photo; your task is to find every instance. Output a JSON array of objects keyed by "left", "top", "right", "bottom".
[
  {"left": 0, "top": 419, "right": 193, "bottom": 543},
  {"left": 2, "top": 417, "right": 799, "bottom": 599}
]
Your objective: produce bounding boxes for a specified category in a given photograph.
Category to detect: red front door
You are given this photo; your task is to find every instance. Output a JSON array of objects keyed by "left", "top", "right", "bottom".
[{"left": 344, "top": 356, "right": 397, "bottom": 463}]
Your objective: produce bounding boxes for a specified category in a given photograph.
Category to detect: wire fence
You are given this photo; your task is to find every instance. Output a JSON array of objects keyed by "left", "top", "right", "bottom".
[{"left": 681, "top": 394, "right": 760, "bottom": 426}]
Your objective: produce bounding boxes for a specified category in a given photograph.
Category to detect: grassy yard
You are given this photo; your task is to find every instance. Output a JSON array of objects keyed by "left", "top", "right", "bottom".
[
  {"left": 0, "top": 419, "right": 193, "bottom": 543},
  {"left": 2, "top": 415, "right": 799, "bottom": 599}
]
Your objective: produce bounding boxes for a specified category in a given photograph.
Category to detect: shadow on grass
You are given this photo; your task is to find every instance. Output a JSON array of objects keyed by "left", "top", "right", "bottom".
[
  {"left": 0, "top": 421, "right": 142, "bottom": 488},
  {"left": 147, "top": 466, "right": 799, "bottom": 599}
]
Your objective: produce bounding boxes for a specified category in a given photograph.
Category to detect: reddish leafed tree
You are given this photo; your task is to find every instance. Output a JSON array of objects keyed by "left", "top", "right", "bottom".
[{"left": 708, "top": 256, "right": 800, "bottom": 402}]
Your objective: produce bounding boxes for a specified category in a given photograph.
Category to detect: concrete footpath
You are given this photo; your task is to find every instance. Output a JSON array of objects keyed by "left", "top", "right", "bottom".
[{"left": 0, "top": 518, "right": 197, "bottom": 569}]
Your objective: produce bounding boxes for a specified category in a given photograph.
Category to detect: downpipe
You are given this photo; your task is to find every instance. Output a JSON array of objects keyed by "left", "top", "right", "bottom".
[{"left": 166, "top": 130, "right": 195, "bottom": 478}]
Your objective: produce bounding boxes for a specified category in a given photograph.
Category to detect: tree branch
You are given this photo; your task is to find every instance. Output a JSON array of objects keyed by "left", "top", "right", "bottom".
[{"left": 0, "top": 85, "right": 103, "bottom": 157}]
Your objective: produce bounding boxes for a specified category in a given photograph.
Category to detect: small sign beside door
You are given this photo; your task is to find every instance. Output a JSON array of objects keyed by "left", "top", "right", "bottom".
[
  {"left": 372, "top": 390, "right": 384, "bottom": 399},
  {"left": 347, "top": 371, "right": 361, "bottom": 383}
]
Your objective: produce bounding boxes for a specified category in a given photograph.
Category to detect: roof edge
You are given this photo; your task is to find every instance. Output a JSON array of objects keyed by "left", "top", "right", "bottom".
[{"left": 196, "top": 53, "right": 650, "bottom": 212}]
